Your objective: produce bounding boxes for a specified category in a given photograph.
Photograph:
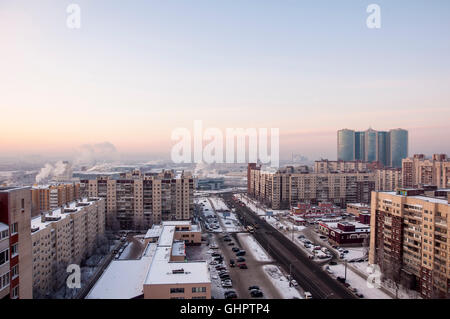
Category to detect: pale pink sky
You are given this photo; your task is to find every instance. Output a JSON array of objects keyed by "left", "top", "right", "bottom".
[{"left": 1, "top": 1, "right": 449, "bottom": 161}]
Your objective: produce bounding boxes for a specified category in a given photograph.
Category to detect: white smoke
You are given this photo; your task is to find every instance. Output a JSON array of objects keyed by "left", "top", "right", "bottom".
[
  {"left": 74, "top": 142, "right": 119, "bottom": 167},
  {"left": 35, "top": 161, "right": 71, "bottom": 184}
]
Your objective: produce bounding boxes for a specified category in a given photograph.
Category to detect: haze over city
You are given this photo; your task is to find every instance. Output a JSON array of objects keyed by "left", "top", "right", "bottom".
[{"left": 1, "top": 0, "right": 450, "bottom": 162}]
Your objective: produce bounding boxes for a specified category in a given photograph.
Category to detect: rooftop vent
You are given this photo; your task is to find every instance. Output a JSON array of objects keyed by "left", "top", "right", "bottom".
[{"left": 172, "top": 268, "right": 185, "bottom": 274}]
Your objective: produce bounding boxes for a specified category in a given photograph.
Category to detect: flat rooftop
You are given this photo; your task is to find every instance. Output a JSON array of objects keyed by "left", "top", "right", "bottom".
[
  {"left": 87, "top": 243, "right": 157, "bottom": 299},
  {"left": 30, "top": 197, "right": 101, "bottom": 233},
  {"left": 0, "top": 223, "right": 8, "bottom": 233},
  {"left": 144, "top": 246, "right": 209, "bottom": 285}
]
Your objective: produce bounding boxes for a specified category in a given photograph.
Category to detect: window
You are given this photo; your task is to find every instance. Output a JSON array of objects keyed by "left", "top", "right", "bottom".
[
  {"left": 11, "top": 265, "right": 19, "bottom": 279},
  {"left": 0, "top": 230, "right": 8, "bottom": 240},
  {"left": 0, "top": 249, "right": 9, "bottom": 265},
  {"left": 11, "top": 285, "right": 19, "bottom": 299},
  {"left": 170, "top": 287, "right": 185, "bottom": 294},
  {"left": 11, "top": 223, "right": 18, "bottom": 235},
  {"left": 11, "top": 244, "right": 18, "bottom": 257},
  {"left": 21, "top": 199, "right": 25, "bottom": 210},
  {"left": 0, "top": 272, "right": 10, "bottom": 290},
  {"left": 192, "top": 287, "right": 206, "bottom": 293}
]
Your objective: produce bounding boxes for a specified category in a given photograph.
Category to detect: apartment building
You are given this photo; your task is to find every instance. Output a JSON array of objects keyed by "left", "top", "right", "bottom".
[
  {"left": 369, "top": 188, "right": 450, "bottom": 298},
  {"left": 248, "top": 164, "right": 375, "bottom": 209},
  {"left": 375, "top": 167, "right": 402, "bottom": 191},
  {"left": 80, "top": 170, "right": 194, "bottom": 230},
  {"left": 314, "top": 159, "right": 372, "bottom": 173},
  {"left": 402, "top": 154, "right": 450, "bottom": 189},
  {"left": 30, "top": 197, "right": 105, "bottom": 297},
  {"left": 31, "top": 183, "right": 81, "bottom": 217},
  {"left": 87, "top": 221, "right": 209, "bottom": 299},
  {"left": 0, "top": 187, "right": 33, "bottom": 299}
]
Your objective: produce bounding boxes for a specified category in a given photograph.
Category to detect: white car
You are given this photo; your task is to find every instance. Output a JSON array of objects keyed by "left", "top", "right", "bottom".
[
  {"left": 290, "top": 280, "right": 299, "bottom": 287},
  {"left": 304, "top": 292, "right": 312, "bottom": 299}
]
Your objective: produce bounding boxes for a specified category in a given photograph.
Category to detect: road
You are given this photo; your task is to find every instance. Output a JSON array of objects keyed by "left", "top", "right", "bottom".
[{"left": 221, "top": 193, "right": 356, "bottom": 299}]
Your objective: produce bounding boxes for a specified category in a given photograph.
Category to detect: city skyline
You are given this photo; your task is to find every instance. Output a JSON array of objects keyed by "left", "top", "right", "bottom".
[{"left": 1, "top": 1, "right": 450, "bottom": 161}]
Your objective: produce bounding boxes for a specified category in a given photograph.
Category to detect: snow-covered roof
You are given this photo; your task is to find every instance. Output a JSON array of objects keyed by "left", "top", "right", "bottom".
[
  {"left": 171, "top": 241, "right": 185, "bottom": 257},
  {"left": 161, "top": 221, "right": 192, "bottom": 226},
  {"left": 144, "top": 225, "right": 163, "bottom": 239},
  {"left": 30, "top": 198, "right": 101, "bottom": 233},
  {"left": 158, "top": 226, "right": 176, "bottom": 246},
  {"left": 410, "top": 196, "right": 449, "bottom": 205},
  {"left": 86, "top": 244, "right": 157, "bottom": 299},
  {"left": 144, "top": 246, "right": 210, "bottom": 285}
]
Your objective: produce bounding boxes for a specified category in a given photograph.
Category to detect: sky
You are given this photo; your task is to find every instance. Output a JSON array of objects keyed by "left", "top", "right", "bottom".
[{"left": 0, "top": 0, "right": 449, "bottom": 162}]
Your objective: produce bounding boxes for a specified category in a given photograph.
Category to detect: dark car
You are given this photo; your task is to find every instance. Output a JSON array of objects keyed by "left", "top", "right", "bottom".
[
  {"left": 248, "top": 286, "right": 260, "bottom": 291},
  {"left": 231, "top": 247, "right": 240, "bottom": 252},
  {"left": 250, "top": 290, "right": 263, "bottom": 297},
  {"left": 228, "top": 242, "right": 235, "bottom": 246},
  {"left": 337, "top": 276, "right": 346, "bottom": 283},
  {"left": 224, "top": 291, "right": 237, "bottom": 299},
  {"left": 223, "top": 238, "right": 232, "bottom": 242},
  {"left": 236, "top": 257, "right": 246, "bottom": 262},
  {"left": 356, "top": 293, "right": 364, "bottom": 298},
  {"left": 211, "top": 253, "right": 222, "bottom": 257},
  {"left": 236, "top": 250, "right": 246, "bottom": 256},
  {"left": 238, "top": 263, "right": 248, "bottom": 269},
  {"left": 329, "top": 261, "right": 337, "bottom": 265}
]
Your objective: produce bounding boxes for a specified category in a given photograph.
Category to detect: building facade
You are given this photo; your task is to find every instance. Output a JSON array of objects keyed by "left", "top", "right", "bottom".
[
  {"left": 248, "top": 164, "right": 375, "bottom": 209},
  {"left": 31, "top": 183, "right": 81, "bottom": 217},
  {"left": 80, "top": 170, "right": 194, "bottom": 230},
  {"left": 0, "top": 187, "right": 33, "bottom": 299},
  {"left": 369, "top": 189, "right": 450, "bottom": 298},
  {"left": 30, "top": 197, "right": 105, "bottom": 297},
  {"left": 402, "top": 154, "right": 450, "bottom": 189},
  {"left": 375, "top": 167, "right": 402, "bottom": 191}
]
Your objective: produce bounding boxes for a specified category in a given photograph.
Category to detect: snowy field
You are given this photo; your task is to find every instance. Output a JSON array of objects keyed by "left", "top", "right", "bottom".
[
  {"left": 237, "top": 233, "right": 273, "bottom": 262},
  {"left": 262, "top": 265, "right": 303, "bottom": 299}
]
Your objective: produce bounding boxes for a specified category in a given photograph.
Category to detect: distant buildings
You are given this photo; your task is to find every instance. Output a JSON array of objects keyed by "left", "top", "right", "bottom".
[
  {"left": 337, "top": 128, "right": 408, "bottom": 168},
  {"left": 31, "top": 182, "right": 81, "bottom": 217},
  {"left": 248, "top": 164, "right": 375, "bottom": 209},
  {"left": 369, "top": 188, "right": 450, "bottom": 298},
  {"left": 30, "top": 197, "right": 105, "bottom": 298},
  {"left": 195, "top": 177, "right": 225, "bottom": 190},
  {"left": 80, "top": 169, "right": 194, "bottom": 230},
  {"left": 87, "top": 221, "right": 210, "bottom": 299},
  {"left": 0, "top": 187, "right": 33, "bottom": 299},
  {"left": 402, "top": 154, "right": 450, "bottom": 189}
]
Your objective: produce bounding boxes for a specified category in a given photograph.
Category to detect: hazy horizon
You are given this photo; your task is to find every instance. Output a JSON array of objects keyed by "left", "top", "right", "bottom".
[{"left": 1, "top": 0, "right": 449, "bottom": 162}]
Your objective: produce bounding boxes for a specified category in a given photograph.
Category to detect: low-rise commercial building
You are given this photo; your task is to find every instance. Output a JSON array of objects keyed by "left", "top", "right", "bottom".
[
  {"left": 319, "top": 221, "right": 370, "bottom": 246},
  {"left": 87, "top": 221, "right": 209, "bottom": 299}
]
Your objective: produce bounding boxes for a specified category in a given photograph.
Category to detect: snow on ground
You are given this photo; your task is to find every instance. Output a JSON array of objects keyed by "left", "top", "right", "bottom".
[
  {"left": 262, "top": 265, "right": 303, "bottom": 299},
  {"left": 209, "top": 196, "right": 243, "bottom": 232},
  {"left": 237, "top": 233, "right": 273, "bottom": 262},
  {"left": 327, "top": 263, "right": 391, "bottom": 299},
  {"left": 350, "top": 261, "right": 421, "bottom": 299},
  {"left": 342, "top": 247, "right": 367, "bottom": 261}
]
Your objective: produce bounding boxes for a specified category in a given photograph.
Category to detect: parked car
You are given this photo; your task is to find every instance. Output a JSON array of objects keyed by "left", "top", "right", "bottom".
[
  {"left": 250, "top": 289, "right": 264, "bottom": 297},
  {"left": 231, "top": 247, "right": 240, "bottom": 252},
  {"left": 298, "top": 235, "right": 305, "bottom": 239},
  {"left": 356, "top": 293, "right": 364, "bottom": 298},
  {"left": 209, "top": 261, "right": 218, "bottom": 265},
  {"left": 225, "top": 291, "right": 237, "bottom": 299},
  {"left": 228, "top": 242, "right": 235, "bottom": 246},
  {"left": 328, "top": 261, "right": 337, "bottom": 265},
  {"left": 221, "top": 281, "right": 232, "bottom": 288},
  {"left": 319, "top": 236, "right": 327, "bottom": 239},
  {"left": 236, "top": 250, "right": 246, "bottom": 256},
  {"left": 236, "top": 257, "right": 246, "bottom": 262},
  {"left": 290, "top": 280, "right": 299, "bottom": 287},
  {"left": 223, "top": 238, "right": 232, "bottom": 242},
  {"left": 304, "top": 292, "right": 312, "bottom": 299},
  {"left": 248, "top": 286, "right": 260, "bottom": 290},
  {"left": 238, "top": 263, "right": 248, "bottom": 269},
  {"left": 211, "top": 253, "right": 222, "bottom": 257}
]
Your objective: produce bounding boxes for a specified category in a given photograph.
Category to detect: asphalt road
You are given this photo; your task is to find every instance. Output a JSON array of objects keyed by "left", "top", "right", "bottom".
[{"left": 221, "top": 193, "right": 356, "bottom": 299}]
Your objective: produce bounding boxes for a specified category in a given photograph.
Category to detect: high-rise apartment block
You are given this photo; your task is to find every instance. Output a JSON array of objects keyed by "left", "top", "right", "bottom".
[
  {"left": 369, "top": 188, "right": 450, "bottom": 298},
  {"left": 31, "top": 182, "right": 81, "bottom": 217},
  {"left": 248, "top": 164, "right": 375, "bottom": 209},
  {"left": 375, "top": 167, "right": 402, "bottom": 192},
  {"left": 402, "top": 154, "right": 450, "bottom": 189},
  {"left": 0, "top": 187, "right": 33, "bottom": 299},
  {"left": 30, "top": 197, "right": 105, "bottom": 297},
  {"left": 80, "top": 170, "right": 194, "bottom": 230},
  {"left": 337, "top": 128, "right": 408, "bottom": 168}
]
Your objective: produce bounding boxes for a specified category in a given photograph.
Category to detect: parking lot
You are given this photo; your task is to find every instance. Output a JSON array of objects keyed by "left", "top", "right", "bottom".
[{"left": 195, "top": 195, "right": 303, "bottom": 299}]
